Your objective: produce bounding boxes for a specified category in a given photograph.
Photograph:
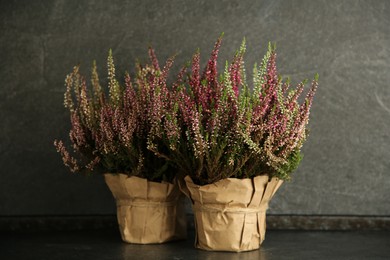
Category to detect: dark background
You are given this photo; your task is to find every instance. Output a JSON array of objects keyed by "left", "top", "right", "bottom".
[{"left": 1, "top": 0, "right": 389, "bottom": 217}]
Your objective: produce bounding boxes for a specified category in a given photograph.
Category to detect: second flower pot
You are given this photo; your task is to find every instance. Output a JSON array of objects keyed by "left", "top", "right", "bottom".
[{"left": 104, "top": 173, "right": 187, "bottom": 244}]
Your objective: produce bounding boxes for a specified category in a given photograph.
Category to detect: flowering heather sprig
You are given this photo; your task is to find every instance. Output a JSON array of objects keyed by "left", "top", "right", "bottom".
[
  {"left": 54, "top": 140, "right": 79, "bottom": 172},
  {"left": 107, "top": 49, "right": 122, "bottom": 106},
  {"left": 202, "top": 35, "right": 222, "bottom": 90},
  {"left": 148, "top": 47, "right": 160, "bottom": 71},
  {"left": 69, "top": 112, "right": 86, "bottom": 149},
  {"left": 189, "top": 50, "right": 201, "bottom": 98},
  {"left": 198, "top": 34, "right": 223, "bottom": 118},
  {"left": 229, "top": 38, "right": 246, "bottom": 98}
]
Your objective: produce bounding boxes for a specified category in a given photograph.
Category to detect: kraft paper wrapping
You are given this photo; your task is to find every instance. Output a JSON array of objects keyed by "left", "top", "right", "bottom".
[
  {"left": 104, "top": 173, "right": 187, "bottom": 244},
  {"left": 181, "top": 175, "right": 283, "bottom": 252}
]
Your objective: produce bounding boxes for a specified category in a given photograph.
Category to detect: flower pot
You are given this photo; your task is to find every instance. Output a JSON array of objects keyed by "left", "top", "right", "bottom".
[
  {"left": 104, "top": 173, "right": 187, "bottom": 244},
  {"left": 181, "top": 175, "right": 283, "bottom": 252}
]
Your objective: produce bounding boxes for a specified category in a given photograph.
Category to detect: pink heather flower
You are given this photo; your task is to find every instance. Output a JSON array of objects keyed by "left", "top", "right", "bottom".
[
  {"left": 161, "top": 55, "right": 175, "bottom": 82},
  {"left": 202, "top": 36, "right": 222, "bottom": 86},
  {"left": 148, "top": 47, "right": 160, "bottom": 71},
  {"left": 163, "top": 113, "right": 180, "bottom": 150},
  {"left": 266, "top": 51, "right": 278, "bottom": 91},
  {"left": 201, "top": 36, "right": 223, "bottom": 113},
  {"left": 123, "top": 73, "right": 139, "bottom": 120},
  {"left": 286, "top": 82, "right": 305, "bottom": 111},
  {"left": 172, "top": 65, "right": 188, "bottom": 91},
  {"left": 190, "top": 51, "right": 201, "bottom": 100},
  {"left": 99, "top": 105, "right": 115, "bottom": 153},
  {"left": 229, "top": 52, "right": 243, "bottom": 97},
  {"left": 54, "top": 140, "right": 79, "bottom": 172},
  {"left": 85, "top": 156, "right": 101, "bottom": 171},
  {"left": 69, "top": 111, "right": 86, "bottom": 149}
]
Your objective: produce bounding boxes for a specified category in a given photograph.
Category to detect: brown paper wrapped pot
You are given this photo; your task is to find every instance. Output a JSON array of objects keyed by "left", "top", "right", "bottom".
[
  {"left": 104, "top": 173, "right": 187, "bottom": 244},
  {"left": 181, "top": 175, "right": 283, "bottom": 252}
]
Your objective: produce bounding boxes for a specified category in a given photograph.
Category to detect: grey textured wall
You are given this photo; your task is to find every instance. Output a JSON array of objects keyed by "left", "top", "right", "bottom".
[{"left": 1, "top": 0, "right": 389, "bottom": 216}]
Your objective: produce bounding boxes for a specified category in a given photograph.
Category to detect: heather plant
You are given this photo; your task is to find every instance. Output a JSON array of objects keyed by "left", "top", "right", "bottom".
[
  {"left": 54, "top": 49, "right": 181, "bottom": 182},
  {"left": 149, "top": 36, "right": 318, "bottom": 185}
]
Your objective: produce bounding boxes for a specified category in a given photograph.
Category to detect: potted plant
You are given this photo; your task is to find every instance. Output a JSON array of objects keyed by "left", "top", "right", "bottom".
[
  {"left": 150, "top": 36, "right": 318, "bottom": 252},
  {"left": 54, "top": 49, "right": 186, "bottom": 244}
]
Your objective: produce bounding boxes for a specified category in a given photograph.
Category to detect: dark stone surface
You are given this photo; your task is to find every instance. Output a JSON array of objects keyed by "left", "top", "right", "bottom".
[
  {"left": 0, "top": 0, "right": 390, "bottom": 216},
  {"left": 1, "top": 229, "right": 390, "bottom": 260}
]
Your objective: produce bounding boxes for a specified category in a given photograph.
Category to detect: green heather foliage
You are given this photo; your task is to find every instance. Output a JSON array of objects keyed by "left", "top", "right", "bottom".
[
  {"left": 54, "top": 49, "right": 179, "bottom": 182},
  {"left": 55, "top": 36, "right": 318, "bottom": 185},
  {"left": 148, "top": 36, "right": 318, "bottom": 185}
]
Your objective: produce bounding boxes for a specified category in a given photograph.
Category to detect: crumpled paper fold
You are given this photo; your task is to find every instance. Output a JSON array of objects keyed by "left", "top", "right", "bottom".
[
  {"left": 180, "top": 175, "right": 283, "bottom": 252},
  {"left": 104, "top": 173, "right": 187, "bottom": 244}
]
